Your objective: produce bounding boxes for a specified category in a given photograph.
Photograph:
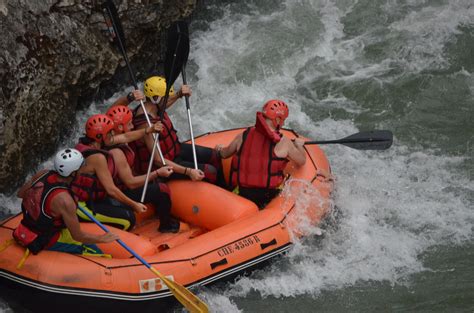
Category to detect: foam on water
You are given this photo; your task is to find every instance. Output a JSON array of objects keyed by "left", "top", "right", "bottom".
[
  {"left": 388, "top": 0, "right": 474, "bottom": 72},
  {"left": 0, "top": 303, "right": 13, "bottom": 313},
  {"left": 198, "top": 141, "right": 473, "bottom": 303}
]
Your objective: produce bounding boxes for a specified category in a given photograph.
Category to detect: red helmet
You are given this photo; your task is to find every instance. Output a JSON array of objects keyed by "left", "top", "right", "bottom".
[
  {"left": 106, "top": 105, "right": 133, "bottom": 133},
  {"left": 262, "top": 99, "right": 289, "bottom": 128},
  {"left": 85, "top": 114, "right": 115, "bottom": 143}
]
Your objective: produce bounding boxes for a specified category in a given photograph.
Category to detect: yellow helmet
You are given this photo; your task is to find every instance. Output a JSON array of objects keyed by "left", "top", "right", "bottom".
[{"left": 143, "top": 76, "right": 175, "bottom": 98}]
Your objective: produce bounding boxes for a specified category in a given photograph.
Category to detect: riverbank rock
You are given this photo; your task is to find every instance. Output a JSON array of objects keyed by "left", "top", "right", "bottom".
[{"left": 0, "top": 0, "right": 196, "bottom": 194}]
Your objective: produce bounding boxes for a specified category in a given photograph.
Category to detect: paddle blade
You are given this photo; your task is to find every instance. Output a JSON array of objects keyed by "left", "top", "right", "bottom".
[
  {"left": 151, "top": 268, "right": 209, "bottom": 313},
  {"left": 340, "top": 130, "right": 393, "bottom": 150},
  {"left": 164, "top": 21, "right": 190, "bottom": 88},
  {"left": 305, "top": 130, "right": 393, "bottom": 150},
  {"left": 102, "top": 0, "right": 126, "bottom": 49}
]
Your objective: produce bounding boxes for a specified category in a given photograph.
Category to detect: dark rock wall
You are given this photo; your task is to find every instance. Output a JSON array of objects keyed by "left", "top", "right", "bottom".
[{"left": 0, "top": 0, "right": 196, "bottom": 194}]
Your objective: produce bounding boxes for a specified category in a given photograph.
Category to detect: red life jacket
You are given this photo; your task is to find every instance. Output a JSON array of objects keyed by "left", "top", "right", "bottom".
[
  {"left": 13, "top": 171, "right": 69, "bottom": 254},
  {"left": 230, "top": 112, "right": 289, "bottom": 189},
  {"left": 131, "top": 109, "right": 180, "bottom": 174},
  {"left": 71, "top": 142, "right": 118, "bottom": 202},
  {"left": 104, "top": 144, "right": 135, "bottom": 190}
]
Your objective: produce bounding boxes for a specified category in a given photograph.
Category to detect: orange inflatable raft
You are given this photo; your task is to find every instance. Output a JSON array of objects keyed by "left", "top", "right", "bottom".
[{"left": 0, "top": 128, "right": 333, "bottom": 312}]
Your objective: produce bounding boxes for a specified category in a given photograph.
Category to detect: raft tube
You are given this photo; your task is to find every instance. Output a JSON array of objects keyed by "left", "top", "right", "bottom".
[{"left": 0, "top": 128, "right": 333, "bottom": 312}]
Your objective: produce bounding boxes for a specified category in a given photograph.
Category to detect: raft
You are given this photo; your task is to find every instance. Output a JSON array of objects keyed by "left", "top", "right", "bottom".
[{"left": 0, "top": 128, "right": 333, "bottom": 312}]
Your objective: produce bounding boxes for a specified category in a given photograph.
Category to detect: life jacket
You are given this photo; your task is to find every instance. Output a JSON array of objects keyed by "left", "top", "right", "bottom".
[
  {"left": 131, "top": 108, "right": 180, "bottom": 174},
  {"left": 104, "top": 144, "right": 135, "bottom": 190},
  {"left": 70, "top": 142, "right": 118, "bottom": 202},
  {"left": 230, "top": 112, "right": 289, "bottom": 189},
  {"left": 13, "top": 171, "right": 69, "bottom": 254}
]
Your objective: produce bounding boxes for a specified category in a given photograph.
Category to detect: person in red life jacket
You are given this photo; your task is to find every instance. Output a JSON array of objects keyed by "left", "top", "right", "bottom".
[
  {"left": 13, "top": 148, "right": 119, "bottom": 255},
  {"left": 72, "top": 114, "right": 163, "bottom": 231},
  {"left": 105, "top": 105, "right": 180, "bottom": 233},
  {"left": 113, "top": 76, "right": 224, "bottom": 185},
  {"left": 215, "top": 100, "right": 306, "bottom": 209}
]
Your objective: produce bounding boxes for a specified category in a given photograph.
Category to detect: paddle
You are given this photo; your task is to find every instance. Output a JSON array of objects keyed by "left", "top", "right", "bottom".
[
  {"left": 304, "top": 130, "right": 393, "bottom": 150},
  {"left": 77, "top": 203, "right": 209, "bottom": 313},
  {"left": 168, "top": 21, "right": 199, "bottom": 170},
  {"left": 102, "top": 0, "right": 166, "bottom": 202}
]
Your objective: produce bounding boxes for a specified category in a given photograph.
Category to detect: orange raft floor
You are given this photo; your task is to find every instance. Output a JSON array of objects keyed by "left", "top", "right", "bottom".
[{"left": 0, "top": 128, "right": 334, "bottom": 311}]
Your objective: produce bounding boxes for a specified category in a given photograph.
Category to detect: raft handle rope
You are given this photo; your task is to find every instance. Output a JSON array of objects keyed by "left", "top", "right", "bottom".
[
  {"left": 17, "top": 248, "right": 30, "bottom": 270},
  {"left": 0, "top": 238, "right": 30, "bottom": 270},
  {"left": 0, "top": 238, "right": 14, "bottom": 253}
]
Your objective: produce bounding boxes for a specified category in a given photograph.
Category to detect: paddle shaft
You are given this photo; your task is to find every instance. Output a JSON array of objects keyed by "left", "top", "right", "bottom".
[
  {"left": 181, "top": 66, "right": 198, "bottom": 170},
  {"left": 141, "top": 133, "right": 159, "bottom": 202}
]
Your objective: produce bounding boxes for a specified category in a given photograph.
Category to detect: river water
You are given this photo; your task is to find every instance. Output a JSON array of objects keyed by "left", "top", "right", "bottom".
[{"left": 1, "top": 0, "right": 473, "bottom": 312}]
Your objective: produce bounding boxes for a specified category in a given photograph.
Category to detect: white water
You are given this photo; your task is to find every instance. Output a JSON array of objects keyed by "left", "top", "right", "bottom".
[{"left": 2, "top": 0, "right": 474, "bottom": 312}]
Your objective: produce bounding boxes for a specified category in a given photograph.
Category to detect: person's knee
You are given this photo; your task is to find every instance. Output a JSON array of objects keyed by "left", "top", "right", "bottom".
[
  {"left": 157, "top": 182, "right": 170, "bottom": 196},
  {"left": 208, "top": 149, "right": 222, "bottom": 169},
  {"left": 154, "top": 182, "right": 172, "bottom": 215},
  {"left": 202, "top": 164, "right": 217, "bottom": 183},
  {"left": 125, "top": 211, "right": 136, "bottom": 230}
]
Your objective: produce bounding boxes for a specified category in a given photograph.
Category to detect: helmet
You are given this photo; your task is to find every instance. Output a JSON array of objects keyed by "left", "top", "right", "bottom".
[
  {"left": 85, "top": 114, "right": 115, "bottom": 143},
  {"left": 262, "top": 100, "right": 289, "bottom": 128},
  {"left": 54, "top": 148, "right": 84, "bottom": 177},
  {"left": 106, "top": 105, "right": 133, "bottom": 133},
  {"left": 144, "top": 76, "right": 175, "bottom": 99}
]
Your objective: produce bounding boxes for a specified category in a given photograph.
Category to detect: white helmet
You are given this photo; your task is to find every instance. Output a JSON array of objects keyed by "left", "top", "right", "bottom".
[{"left": 54, "top": 148, "right": 84, "bottom": 177}]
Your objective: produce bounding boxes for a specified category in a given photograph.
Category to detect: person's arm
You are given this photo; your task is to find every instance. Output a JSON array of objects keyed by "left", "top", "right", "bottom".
[
  {"left": 104, "top": 122, "right": 163, "bottom": 146},
  {"left": 88, "top": 154, "right": 147, "bottom": 213},
  {"left": 285, "top": 137, "right": 306, "bottom": 166},
  {"left": 53, "top": 193, "right": 118, "bottom": 244},
  {"left": 109, "top": 149, "right": 172, "bottom": 189},
  {"left": 110, "top": 90, "right": 145, "bottom": 108},
  {"left": 215, "top": 133, "right": 243, "bottom": 159},
  {"left": 141, "top": 131, "right": 204, "bottom": 181},
  {"left": 17, "top": 169, "right": 49, "bottom": 198},
  {"left": 164, "top": 85, "right": 191, "bottom": 109}
]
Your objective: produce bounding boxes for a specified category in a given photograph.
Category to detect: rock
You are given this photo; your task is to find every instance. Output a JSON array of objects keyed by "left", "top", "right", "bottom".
[{"left": 0, "top": 0, "right": 196, "bottom": 194}]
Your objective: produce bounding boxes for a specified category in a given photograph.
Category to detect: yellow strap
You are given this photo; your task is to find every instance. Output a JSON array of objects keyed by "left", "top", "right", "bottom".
[
  {"left": 81, "top": 244, "right": 112, "bottom": 258},
  {"left": 17, "top": 248, "right": 30, "bottom": 270},
  {"left": 82, "top": 252, "right": 112, "bottom": 258},
  {"left": 0, "top": 239, "right": 14, "bottom": 253},
  {"left": 232, "top": 185, "right": 239, "bottom": 195},
  {"left": 76, "top": 201, "right": 131, "bottom": 230}
]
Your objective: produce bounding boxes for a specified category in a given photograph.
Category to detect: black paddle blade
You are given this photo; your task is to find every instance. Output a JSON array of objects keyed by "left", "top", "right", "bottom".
[
  {"left": 102, "top": 0, "right": 126, "bottom": 49},
  {"left": 164, "top": 21, "right": 190, "bottom": 88},
  {"left": 305, "top": 130, "right": 393, "bottom": 150},
  {"left": 340, "top": 130, "right": 393, "bottom": 150}
]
